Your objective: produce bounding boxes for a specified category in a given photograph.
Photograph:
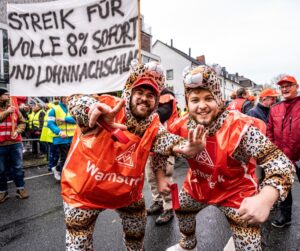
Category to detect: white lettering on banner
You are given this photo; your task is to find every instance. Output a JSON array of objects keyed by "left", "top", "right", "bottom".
[
  {"left": 8, "top": 0, "right": 139, "bottom": 96},
  {"left": 86, "top": 160, "right": 141, "bottom": 186}
]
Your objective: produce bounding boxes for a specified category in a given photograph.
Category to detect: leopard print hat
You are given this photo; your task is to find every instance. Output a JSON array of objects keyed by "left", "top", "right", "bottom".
[
  {"left": 183, "top": 65, "right": 223, "bottom": 107},
  {"left": 121, "top": 60, "right": 166, "bottom": 132},
  {"left": 123, "top": 60, "right": 165, "bottom": 94}
]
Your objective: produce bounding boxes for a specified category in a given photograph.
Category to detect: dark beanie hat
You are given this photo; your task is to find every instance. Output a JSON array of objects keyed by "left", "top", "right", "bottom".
[{"left": 0, "top": 87, "right": 8, "bottom": 96}]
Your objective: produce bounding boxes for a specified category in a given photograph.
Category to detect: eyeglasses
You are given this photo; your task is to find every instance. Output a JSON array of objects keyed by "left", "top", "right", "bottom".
[
  {"left": 132, "top": 89, "right": 156, "bottom": 101},
  {"left": 279, "top": 84, "right": 296, "bottom": 90}
]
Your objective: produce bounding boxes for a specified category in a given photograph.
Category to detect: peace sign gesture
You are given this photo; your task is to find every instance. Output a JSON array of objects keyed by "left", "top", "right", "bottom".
[{"left": 88, "top": 99, "right": 127, "bottom": 131}]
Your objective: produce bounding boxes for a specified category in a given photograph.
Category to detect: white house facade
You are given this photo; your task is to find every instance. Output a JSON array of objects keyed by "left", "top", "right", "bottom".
[{"left": 152, "top": 40, "right": 201, "bottom": 109}]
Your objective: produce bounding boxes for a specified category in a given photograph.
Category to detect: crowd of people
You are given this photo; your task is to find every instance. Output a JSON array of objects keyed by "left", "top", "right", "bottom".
[
  {"left": 0, "top": 93, "right": 77, "bottom": 203},
  {"left": 0, "top": 61, "right": 299, "bottom": 251}
]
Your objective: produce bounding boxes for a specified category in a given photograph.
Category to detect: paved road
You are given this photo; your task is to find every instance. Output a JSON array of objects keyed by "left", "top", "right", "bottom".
[{"left": 0, "top": 160, "right": 299, "bottom": 251}]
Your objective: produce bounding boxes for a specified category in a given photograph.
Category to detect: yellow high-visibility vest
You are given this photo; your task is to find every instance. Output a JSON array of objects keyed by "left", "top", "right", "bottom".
[
  {"left": 27, "top": 111, "right": 35, "bottom": 129},
  {"left": 48, "top": 105, "right": 76, "bottom": 138},
  {"left": 32, "top": 109, "right": 44, "bottom": 129},
  {"left": 40, "top": 109, "right": 54, "bottom": 143}
]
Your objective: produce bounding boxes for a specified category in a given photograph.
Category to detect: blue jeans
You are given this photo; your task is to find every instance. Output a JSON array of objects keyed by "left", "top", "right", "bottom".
[
  {"left": 49, "top": 143, "right": 59, "bottom": 169},
  {"left": 0, "top": 143, "right": 25, "bottom": 191}
]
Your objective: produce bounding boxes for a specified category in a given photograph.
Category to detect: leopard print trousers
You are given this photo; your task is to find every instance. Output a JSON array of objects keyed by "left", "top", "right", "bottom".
[
  {"left": 63, "top": 199, "right": 146, "bottom": 251},
  {"left": 176, "top": 190, "right": 261, "bottom": 251}
]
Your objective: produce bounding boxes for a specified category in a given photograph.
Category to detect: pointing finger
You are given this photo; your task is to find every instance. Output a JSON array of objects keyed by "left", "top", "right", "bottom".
[{"left": 110, "top": 99, "right": 125, "bottom": 116}]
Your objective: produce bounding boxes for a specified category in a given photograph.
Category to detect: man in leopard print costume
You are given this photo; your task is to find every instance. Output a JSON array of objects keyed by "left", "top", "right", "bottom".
[
  {"left": 61, "top": 61, "right": 207, "bottom": 251},
  {"left": 156, "top": 65, "right": 295, "bottom": 251}
]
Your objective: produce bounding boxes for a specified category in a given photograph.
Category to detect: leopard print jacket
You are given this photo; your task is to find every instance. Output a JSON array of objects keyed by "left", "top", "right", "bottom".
[
  {"left": 153, "top": 110, "right": 295, "bottom": 202},
  {"left": 67, "top": 94, "right": 185, "bottom": 156}
]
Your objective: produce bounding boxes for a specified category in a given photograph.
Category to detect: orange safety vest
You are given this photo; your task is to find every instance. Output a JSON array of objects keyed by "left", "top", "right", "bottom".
[
  {"left": 159, "top": 93, "right": 179, "bottom": 129},
  {"left": 169, "top": 111, "right": 266, "bottom": 208},
  {"left": 61, "top": 95, "right": 160, "bottom": 209},
  {"left": 226, "top": 98, "right": 246, "bottom": 112},
  {"left": 0, "top": 108, "right": 22, "bottom": 142}
]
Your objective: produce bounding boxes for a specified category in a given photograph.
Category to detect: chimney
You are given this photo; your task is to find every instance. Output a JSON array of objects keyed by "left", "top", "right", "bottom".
[
  {"left": 189, "top": 48, "right": 191, "bottom": 57},
  {"left": 196, "top": 55, "right": 206, "bottom": 65},
  {"left": 170, "top": 39, "right": 173, "bottom": 47}
]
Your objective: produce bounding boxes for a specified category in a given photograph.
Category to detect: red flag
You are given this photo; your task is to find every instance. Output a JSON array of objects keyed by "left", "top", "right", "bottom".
[
  {"left": 10, "top": 96, "right": 19, "bottom": 134},
  {"left": 10, "top": 96, "right": 19, "bottom": 109}
]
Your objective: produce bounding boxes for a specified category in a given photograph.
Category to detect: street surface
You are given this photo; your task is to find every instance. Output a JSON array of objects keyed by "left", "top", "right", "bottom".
[{"left": 0, "top": 159, "right": 299, "bottom": 251}]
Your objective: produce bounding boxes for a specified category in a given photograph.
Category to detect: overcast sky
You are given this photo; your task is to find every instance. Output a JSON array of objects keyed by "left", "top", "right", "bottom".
[{"left": 141, "top": 0, "right": 300, "bottom": 86}]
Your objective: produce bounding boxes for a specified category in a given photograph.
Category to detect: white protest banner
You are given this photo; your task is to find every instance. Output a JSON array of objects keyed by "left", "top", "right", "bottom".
[{"left": 8, "top": 0, "right": 139, "bottom": 96}]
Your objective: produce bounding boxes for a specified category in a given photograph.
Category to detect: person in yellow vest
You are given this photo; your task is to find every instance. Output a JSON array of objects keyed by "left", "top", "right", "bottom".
[
  {"left": 31, "top": 103, "right": 46, "bottom": 157},
  {"left": 26, "top": 107, "right": 34, "bottom": 139},
  {"left": 48, "top": 97, "right": 76, "bottom": 181},
  {"left": 158, "top": 65, "right": 295, "bottom": 251},
  {"left": 40, "top": 102, "right": 59, "bottom": 172}
]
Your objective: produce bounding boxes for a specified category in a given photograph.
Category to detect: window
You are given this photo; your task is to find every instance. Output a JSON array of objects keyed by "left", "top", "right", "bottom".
[
  {"left": 142, "top": 55, "right": 151, "bottom": 63},
  {"left": 0, "top": 27, "right": 8, "bottom": 84},
  {"left": 166, "top": 69, "right": 173, "bottom": 80},
  {"left": 218, "top": 78, "right": 222, "bottom": 87}
]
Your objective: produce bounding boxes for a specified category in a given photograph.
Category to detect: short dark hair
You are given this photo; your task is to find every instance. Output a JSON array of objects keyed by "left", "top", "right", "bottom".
[{"left": 236, "top": 87, "right": 247, "bottom": 98}]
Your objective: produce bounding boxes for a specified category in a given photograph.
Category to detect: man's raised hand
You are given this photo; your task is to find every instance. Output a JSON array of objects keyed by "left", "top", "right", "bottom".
[
  {"left": 88, "top": 99, "right": 127, "bottom": 131},
  {"left": 173, "top": 124, "right": 207, "bottom": 158}
]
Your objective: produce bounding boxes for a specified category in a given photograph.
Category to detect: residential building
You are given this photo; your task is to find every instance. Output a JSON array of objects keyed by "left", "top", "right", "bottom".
[{"left": 152, "top": 40, "right": 203, "bottom": 109}]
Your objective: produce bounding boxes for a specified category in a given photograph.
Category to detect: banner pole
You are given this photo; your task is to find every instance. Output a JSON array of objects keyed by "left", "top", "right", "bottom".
[
  {"left": 10, "top": 97, "right": 15, "bottom": 135},
  {"left": 137, "top": 0, "right": 142, "bottom": 63}
]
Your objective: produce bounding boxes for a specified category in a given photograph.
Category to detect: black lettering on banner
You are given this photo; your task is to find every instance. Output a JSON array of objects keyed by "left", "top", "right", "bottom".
[
  {"left": 25, "top": 65, "right": 35, "bottom": 80},
  {"left": 33, "top": 49, "right": 138, "bottom": 87},
  {"left": 19, "top": 13, "right": 30, "bottom": 29},
  {"left": 9, "top": 64, "right": 35, "bottom": 81},
  {"left": 88, "top": 61, "right": 97, "bottom": 78},
  {"left": 103, "top": 57, "right": 112, "bottom": 77},
  {"left": 86, "top": 0, "right": 124, "bottom": 22},
  {"left": 21, "top": 40, "right": 30, "bottom": 56},
  {"left": 9, "top": 37, "right": 61, "bottom": 57},
  {"left": 42, "top": 11, "right": 54, "bottom": 30},
  {"left": 61, "top": 66, "right": 70, "bottom": 83},
  {"left": 60, "top": 9, "right": 75, "bottom": 29},
  {"left": 66, "top": 33, "right": 88, "bottom": 57},
  {"left": 111, "top": 0, "right": 124, "bottom": 17},
  {"left": 31, "top": 13, "right": 42, "bottom": 32},
  {"left": 49, "top": 36, "right": 63, "bottom": 56},
  {"left": 9, "top": 38, "right": 23, "bottom": 57},
  {"left": 79, "top": 63, "right": 88, "bottom": 82},
  {"left": 91, "top": 16, "right": 138, "bottom": 52},
  {"left": 8, "top": 12, "right": 22, "bottom": 30},
  {"left": 67, "top": 33, "right": 78, "bottom": 57},
  {"left": 128, "top": 16, "right": 138, "bottom": 41},
  {"left": 8, "top": 9, "right": 75, "bottom": 31},
  {"left": 30, "top": 40, "right": 46, "bottom": 57}
]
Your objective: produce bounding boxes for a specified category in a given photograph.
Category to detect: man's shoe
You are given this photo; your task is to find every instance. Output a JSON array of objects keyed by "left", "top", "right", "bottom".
[
  {"left": 155, "top": 209, "right": 174, "bottom": 225},
  {"left": 16, "top": 188, "right": 29, "bottom": 199},
  {"left": 52, "top": 167, "right": 61, "bottom": 181},
  {"left": 147, "top": 201, "right": 163, "bottom": 215},
  {"left": 166, "top": 243, "right": 197, "bottom": 251},
  {"left": 271, "top": 212, "right": 291, "bottom": 228},
  {"left": 0, "top": 191, "right": 9, "bottom": 203},
  {"left": 271, "top": 216, "right": 291, "bottom": 228}
]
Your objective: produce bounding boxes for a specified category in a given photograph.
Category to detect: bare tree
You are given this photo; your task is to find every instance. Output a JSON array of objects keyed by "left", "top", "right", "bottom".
[{"left": 270, "top": 73, "right": 287, "bottom": 86}]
